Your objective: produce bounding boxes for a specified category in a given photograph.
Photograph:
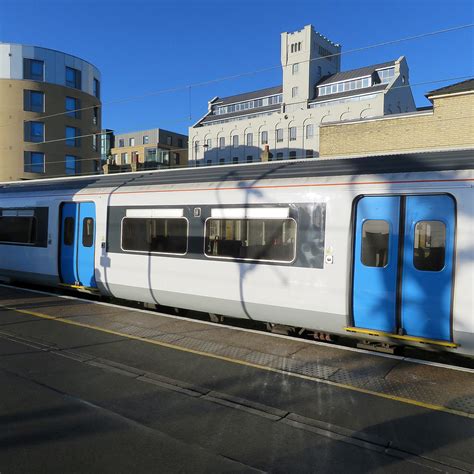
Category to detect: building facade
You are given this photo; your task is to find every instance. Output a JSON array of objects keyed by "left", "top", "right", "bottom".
[
  {"left": 0, "top": 43, "right": 102, "bottom": 181},
  {"left": 319, "top": 79, "right": 474, "bottom": 157},
  {"left": 189, "top": 25, "right": 416, "bottom": 166},
  {"left": 107, "top": 128, "right": 188, "bottom": 171}
]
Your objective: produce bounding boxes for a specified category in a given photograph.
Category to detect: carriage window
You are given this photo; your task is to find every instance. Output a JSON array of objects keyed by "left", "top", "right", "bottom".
[
  {"left": 205, "top": 218, "right": 297, "bottom": 262},
  {"left": 0, "top": 216, "right": 37, "bottom": 244},
  {"left": 122, "top": 218, "right": 188, "bottom": 254},
  {"left": 414, "top": 221, "right": 446, "bottom": 271},
  {"left": 361, "top": 220, "right": 389, "bottom": 267},
  {"left": 82, "top": 218, "right": 94, "bottom": 247},
  {"left": 64, "top": 217, "right": 75, "bottom": 245}
]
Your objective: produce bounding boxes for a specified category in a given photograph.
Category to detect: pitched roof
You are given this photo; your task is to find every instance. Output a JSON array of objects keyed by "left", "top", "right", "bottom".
[
  {"left": 426, "top": 78, "right": 474, "bottom": 97},
  {"left": 217, "top": 85, "right": 282, "bottom": 105},
  {"left": 200, "top": 104, "right": 280, "bottom": 124},
  {"left": 317, "top": 60, "right": 396, "bottom": 86}
]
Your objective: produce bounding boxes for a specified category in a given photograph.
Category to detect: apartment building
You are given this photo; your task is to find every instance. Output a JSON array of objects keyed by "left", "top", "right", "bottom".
[
  {"left": 106, "top": 128, "right": 188, "bottom": 171},
  {"left": 189, "top": 25, "right": 416, "bottom": 165},
  {"left": 0, "top": 43, "right": 101, "bottom": 181}
]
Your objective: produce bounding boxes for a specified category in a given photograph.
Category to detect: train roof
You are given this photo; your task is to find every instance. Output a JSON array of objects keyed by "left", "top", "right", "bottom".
[{"left": 0, "top": 149, "right": 472, "bottom": 194}]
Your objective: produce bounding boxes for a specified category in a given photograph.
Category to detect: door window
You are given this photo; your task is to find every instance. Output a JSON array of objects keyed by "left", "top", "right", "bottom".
[
  {"left": 413, "top": 221, "right": 446, "bottom": 271},
  {"left": 361, "top": 220, "right": 389, "bottom": 267},
  {"left": 82, "top": 218, "right": 94, "bottom": 247},
  {"left": 64, "top": 217, "right": 75, "bottom": 245}
]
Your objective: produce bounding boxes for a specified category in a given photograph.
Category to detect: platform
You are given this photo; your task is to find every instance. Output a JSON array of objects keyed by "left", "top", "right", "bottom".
[{"left": 0, "top": 284, "right": 473, "bottom": 473}]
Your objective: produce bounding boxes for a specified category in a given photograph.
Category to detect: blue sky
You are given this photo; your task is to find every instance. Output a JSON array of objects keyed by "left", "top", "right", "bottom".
[{"left": 1, "top": 0, "right": 473, "bottom": 135}]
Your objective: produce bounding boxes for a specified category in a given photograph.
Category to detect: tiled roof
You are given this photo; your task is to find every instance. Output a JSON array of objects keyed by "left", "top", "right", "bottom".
[
  {"left": 216, "top": 85, "right": 283, "bottom": 105},
  {"left": 426, "top": 78, "right": 474, "bottom": 97},
  {"left": 316, "top": 61, "right": 396, "bottom": 86}
]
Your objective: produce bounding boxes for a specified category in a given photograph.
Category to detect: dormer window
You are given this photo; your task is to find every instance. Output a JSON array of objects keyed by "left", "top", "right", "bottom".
[
  {"left": 318, "top": 76, "right": 371, "bottom": 97},
  {"left": 377, "top": 67, "right": 395, "bottom": 83}
]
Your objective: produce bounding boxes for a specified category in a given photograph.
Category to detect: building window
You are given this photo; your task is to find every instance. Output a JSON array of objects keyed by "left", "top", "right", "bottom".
[
  {"left": 92, "top": 134, "right": 98, "bottom": 151},
  {"left": 119, "top": 138, "right": 125, "bottom": 147},
  {"left": 232, "top": 157, "right": 239, "bottom": 164},
  {"left": 292, "top": 63, "right": 299, "bottom": 75},
  {"left": 378, "top": 67, "right": 395, "bottom": 84},
  {"left": 276, "top": 152, "right": 284, "bottom": 160},
  {"left": 219, "top": 137, "right": 225, "bottom": 149},
  {"left": 305, "top": 124, "right": 314, "bottom": 139},
  {"left": 66, "top": 126, "right": 80, "bottom": 147},
  {"left": 122, "top": 217, "right": 188, "bottom": 255},
  {"left": 207, "top": 159, "right": 213, "bottom": 165},
  {"left": 131, "top": 151, "right": 139, "bottom": 163},
  {"left": 219, "top": 158, "right": 225, "bottom": 165},
  {"left": 178, "top": 138, "right": 183, "bottom": 148},
  {"left": 205, "top": 218, "right": 297, "bottom": 262},
  {"left": 65, "top": 155, "right": 79, "bottom": 175},
  {"left": 173, "top": 153, "right": 180, "bottom": 165},
  {"left": 246, "top": 133, "right": 253, "bottom": 147},
  {"left": 289, "top": 151, "right": 297, "bottom": 159},
  {"left": 289, "top": 127, "right": 297, "bottom": 141},
  {"left": 93, "top": 107, "right": 99, "bottom": 125},
  {"left": 246, "top": 155, "right": 253, "bottom": 163},
  {"left": 194, "top": 140, "right": 200, "bottom": 157},
  {"left": 167, "top": 136, "right": 172, "bottom": 146},
  {"left": 291, "top": 87, "right": 299, "bottom": 98},
  {"left": 121, "top": 152, "right": 128, "bottom": 164},
  {"left": 23, "top": 59, "right": 44, "bottom": 81},
  {"left": 24, "top": 151, "right": 45, "bottom": 173},
  {"left": 276, "top": 128, "right": 283, "bottom": 142},
  {"left": 65, "top": 67, "right": 81, "bottom": 89},
  {"left": 93, "top": 78, "right": 100, "bottom": 98},
  {"left": 205, "top": 138, "right": 212, "bottom": 149},
  {"left": 232, "top": 135, "right": 239, "bottom": 148},
  {"left": 261, "top": 131, "right": 268, "bottom": 145},
  {"left": 24, "top": 121, "right": 44, "bottom": 142},
  {"left": 129, "top": 137, "right": 135, "bottom": 146},
  {"left": 24, "top": 90, "right": 44, "bottom": 113},
  {"left": 305, "top": 150, "right": 314, "bottom": 158},
  {"left": 143, "top": 135, "right": 149, "bottom": 144},
  {"left": 65, "top": 97, "right": 81, "bottom": 118}
]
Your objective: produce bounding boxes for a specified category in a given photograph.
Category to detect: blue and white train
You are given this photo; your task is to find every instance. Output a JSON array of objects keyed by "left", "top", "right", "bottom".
[{"left": 0, "top": 150, "right": 472, "bottom": 355}]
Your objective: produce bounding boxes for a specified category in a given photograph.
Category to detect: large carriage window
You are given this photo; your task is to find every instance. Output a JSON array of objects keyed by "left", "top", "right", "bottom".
[
  {"left": 414, "top": 221, "right": 446, "bottom": 271},
  {"left": 205, "top": 218, "right": 296, "bottom": 262},
  {"left": 0, "top": 216, "right": 37, "bottom": 244},
  {"left": 122, "top": 218, "right": 188, "bottom": 254},
  {"left": 361, "top": 220, "right": 389, "bottom": 267},
  {"left": 63, "top": 217, "right": 75, "bottom": 245},
  {"left": 82, "top": 218, "right": 94, "bottom": 248}
]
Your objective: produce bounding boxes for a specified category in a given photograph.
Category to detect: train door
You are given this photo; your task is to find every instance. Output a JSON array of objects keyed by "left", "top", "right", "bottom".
[
  {"left": 59, "top": 202, "right": 97, "bottom": 288},
  {"left": 352, "top": 195, "right": 455, "bottom": 341}
]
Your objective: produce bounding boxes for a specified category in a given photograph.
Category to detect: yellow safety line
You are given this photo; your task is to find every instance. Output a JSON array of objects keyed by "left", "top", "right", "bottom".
[
  {"left": 0, "top": 303, "right": 472, "bottom": 420},
  {"left": 344, "top": 327, "right": 458, "bottom": 348}
]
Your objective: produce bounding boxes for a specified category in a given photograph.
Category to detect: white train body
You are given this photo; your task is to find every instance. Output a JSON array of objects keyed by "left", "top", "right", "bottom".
[{"left": 0, "top": 152, "right": 472, "bottom": 354}]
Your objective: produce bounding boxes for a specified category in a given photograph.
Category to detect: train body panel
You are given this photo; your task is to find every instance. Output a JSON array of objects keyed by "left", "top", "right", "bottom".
[{"left": 0, "top": 153, "right": 472, "bottom": 354}]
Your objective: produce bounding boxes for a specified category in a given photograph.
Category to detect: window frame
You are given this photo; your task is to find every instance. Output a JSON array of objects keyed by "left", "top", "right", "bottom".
[
  {"left": 203, "top": 215, "right": 298, "bottom": 264},
  {"left": 0, "top": 212, "right": 37, "bottom": 246},
  {"left": 120, "top": 216, "right": 189, "bottom": 256},
  {"left": 360, "top": 219, "right": 390, "bottom": 268},
  {"left": 413, "top": 220, "right": 447, "bottom": 272}
]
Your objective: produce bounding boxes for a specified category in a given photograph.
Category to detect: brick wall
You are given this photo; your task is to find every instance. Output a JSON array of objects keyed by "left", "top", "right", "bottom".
[{"left": 319, "top": 93, "right": 474, "bottom": 157}]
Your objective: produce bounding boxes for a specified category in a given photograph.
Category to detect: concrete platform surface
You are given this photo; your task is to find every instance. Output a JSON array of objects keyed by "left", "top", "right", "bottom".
[{"left": 0, "top": 284, "right": 473, "bottom": 473}]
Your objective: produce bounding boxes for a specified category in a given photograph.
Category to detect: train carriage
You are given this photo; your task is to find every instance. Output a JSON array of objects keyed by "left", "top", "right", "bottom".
[{"left": 0, "top": 150, "right": 472, "bottom": 355}]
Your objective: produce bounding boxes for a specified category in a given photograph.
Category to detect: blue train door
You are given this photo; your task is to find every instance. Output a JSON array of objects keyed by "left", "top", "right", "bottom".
[
  {"left": 353, "top": 196, "right": 400, "bottom": 332},
  {"left": 400, "top": 195, "right": 455, "bottom": 341},
  {"left": 59, "top": 202, "right": 97, "bottom": 288},
  {"left": 352, "top": 195, "right": 455, "bottom": 342}
]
